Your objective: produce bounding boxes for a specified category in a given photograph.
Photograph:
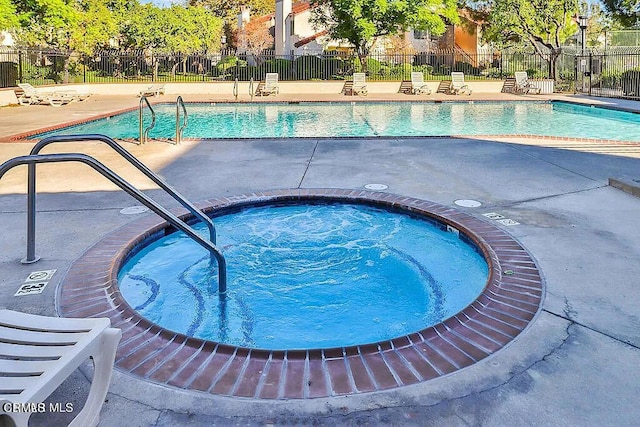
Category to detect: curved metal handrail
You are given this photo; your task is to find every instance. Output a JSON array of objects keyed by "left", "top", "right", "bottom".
[
  {"left": 139, "top": 96, "right": 156, "bottom": 144},
  {"left": 249, "top": 77, "right": 254, "bottom": 101},
  {"left": 233, "top": 78, "right": 238, "bottom": 100},
  {"left": 175, "top": 96, "right": 188, "bottom": 144},
  {"left": 29, "top": 134, "right": 216, "bottom": 244},
  {"left": 0, "top": 153, "right": 227, "bottom": 295}
]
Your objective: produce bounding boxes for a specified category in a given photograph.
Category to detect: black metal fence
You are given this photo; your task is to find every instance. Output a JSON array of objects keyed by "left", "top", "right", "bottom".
[
  {"left": 1, "top": 48, "right": 562, "bottom": 87},
  {"left": 18, "top": 47, "right": 640, "bottom": 98},
  {"left": 575, "top": 52, "right": 640, "bottom": 100}
]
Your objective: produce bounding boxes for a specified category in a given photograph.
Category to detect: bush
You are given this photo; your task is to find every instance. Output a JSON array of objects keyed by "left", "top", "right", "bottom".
[
  {"left": 621, "top": 70, "right": 640, "bottom": 96},
  {"left": 599, "top": 71, "right": 622, "bottom": 89},
  {"left": 453, "top": 61, "right": 480, "bottom": 76},
  {"left": 294, "top": 55, "right": 324, "bottom": 79}
]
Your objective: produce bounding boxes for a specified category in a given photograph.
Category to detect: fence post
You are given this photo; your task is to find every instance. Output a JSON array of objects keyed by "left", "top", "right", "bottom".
[
  {"left": 18, "top": 50, "right": 23, "bottom": 83},
  {"left": 588, "top": 52, "right": 592, "bottom": 96},
  {"left": 83, "top": 55, "right": 87, "bottom": 83}
]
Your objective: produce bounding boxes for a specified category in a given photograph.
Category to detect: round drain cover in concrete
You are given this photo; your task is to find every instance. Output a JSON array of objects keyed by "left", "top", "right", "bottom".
[
  {"left": 364, "top": 184, "right": 388, "bottom": 191},
  {"left": 454, "top": 199, "right": 482, "bottom": 208},
  {"left": 120, "top": 206, "right": 150, "bottom": 215}
]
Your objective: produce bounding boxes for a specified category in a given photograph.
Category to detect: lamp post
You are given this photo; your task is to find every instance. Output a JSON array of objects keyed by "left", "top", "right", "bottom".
[
  {"left": 578, "top": 15, "right": 588, "bottom": 93},
  {"left": 578, "top": 16, "right": 588, "bottom": 55}
]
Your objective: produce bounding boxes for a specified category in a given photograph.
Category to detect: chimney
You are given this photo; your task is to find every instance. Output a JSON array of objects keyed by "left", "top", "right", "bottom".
[
  {"left": 238, "top": 6, "right": 251, "bottom": 30},
  {"left": 275, "top": 0, "right": 292, "bottom": 56}
]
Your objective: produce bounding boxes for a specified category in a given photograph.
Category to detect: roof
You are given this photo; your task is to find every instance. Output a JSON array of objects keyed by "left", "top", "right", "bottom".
[{"left": 294, "top": 30, "right": 329, "bottom": 48}]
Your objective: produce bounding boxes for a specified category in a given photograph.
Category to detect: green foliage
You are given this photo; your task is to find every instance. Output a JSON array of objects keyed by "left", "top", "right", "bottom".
[
  {"left": 481, "top": 0, "right": 579, "bottom": 78},
  {"left": 310, "top": 0, "right": 459, "bottom": 69},
  {"left": 119, "top": 4, "right": 223, "bottom": 53},
  {"left": 189, "top": 0, "right": 275, "bottom": 25},
  {"left": 294, "top": 55, "right": 324, "bottom": 79},
  {"left": 621, "top": 69, "right": 640, "bottom": 95},
  {"left": 0, "top": 0, "right": 19, "bottom": 30},
  {"left": 599, "top": 70, "right": 622, "bottom": 88},
  {"left": 602, "top": 0, "right": 640, "bottom": 28}
]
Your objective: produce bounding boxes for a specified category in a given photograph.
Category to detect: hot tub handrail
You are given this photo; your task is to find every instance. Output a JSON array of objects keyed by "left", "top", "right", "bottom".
[
  {"left": 0, "top": 153, "right": 226, "bottom": 296},
  {"left": 29, "top": 134, "right": 216, "bottom": 244}
]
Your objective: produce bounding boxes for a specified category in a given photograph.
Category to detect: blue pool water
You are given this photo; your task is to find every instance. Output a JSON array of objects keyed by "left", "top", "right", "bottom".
[
  {"left": 118, "top": 203, "right": 489, "bottom": 350},
  {"left": 36, "top": 101, "right": 640, "bottom": 141}
]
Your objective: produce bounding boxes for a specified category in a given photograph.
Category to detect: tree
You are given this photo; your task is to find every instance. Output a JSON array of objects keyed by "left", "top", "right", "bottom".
[
  {"left": 0, "top": 0, "right": 19, "bottom": 31},
  {"left": 601, "top": 0, "right": 640, "bottom": 28},
  {"left": 309, "top": 0, "right": 459, "bottom": 71},
  {"left": 236, "top": 19, "right": 274, "bottom": 56},
  {"left": 480, "top": 0, "right": 579, "bottom": 79},
  {"left": 189, "top": 0, "right": 275, "bottom": 24}
]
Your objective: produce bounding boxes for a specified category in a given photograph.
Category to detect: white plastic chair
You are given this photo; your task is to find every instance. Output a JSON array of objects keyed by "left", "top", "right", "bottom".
[
  {"left": 139, "top": 84, "right": 165, "bottom": 97},
  {"left": 450, "top": 72, "right": 472, "bottom": 95},
  {"left": 16, "top": 83, "right": 76, "bottom": 107},
  {"left": 0, "top": 310, "right": 121, "bottom": 427},
  {"left": 514, "top": 71, "right": 541, "bottom": 94},
  {"left": 411, "top": 72, "right": 431, "bottom": 95},
  {"left": 257, "top": 73, "right": 279, "bottom": 96},
  {"left": 351, "top": 73, "right": 368, "bottom": 96}
]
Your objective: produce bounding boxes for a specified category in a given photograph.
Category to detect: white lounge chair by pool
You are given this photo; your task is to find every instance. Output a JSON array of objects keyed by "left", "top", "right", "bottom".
[
  {"left": 0, "top": 310, "right": 121, "bottom": 427},
  {"left": 139, "top": 84, "right": 166, "bottom": 97},
  {"left": 256, "top": 73, "right": 280, "bottom": 96},
  {"left": 351, "top": 73, "right": 368, "bottom": 96},
  {"left": 450, "top": 72, "right": 472, "bottom": 95},
  {"left": 411, "top": 72, "right": 431, "bottom": 95},
  {"left": 514, "top": 71, "right": 541, "bottom": 94},
  {"left": 16, "top": 83, "right": 77, "bottom": 107}
]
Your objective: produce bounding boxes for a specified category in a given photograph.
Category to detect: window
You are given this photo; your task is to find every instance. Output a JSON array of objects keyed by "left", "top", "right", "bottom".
[{"left": 413, "top": 29, "right": 429, "bottom": 40}]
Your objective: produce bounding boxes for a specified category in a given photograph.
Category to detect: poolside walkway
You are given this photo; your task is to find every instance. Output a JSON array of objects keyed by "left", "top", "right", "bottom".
[{"left": 0, "top": 93, "right": 639, "bottom": 426}]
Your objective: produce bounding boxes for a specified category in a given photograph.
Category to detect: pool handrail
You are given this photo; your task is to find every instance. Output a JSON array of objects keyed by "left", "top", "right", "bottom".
[
  {"left": 176, "top": 96, "right": 188, "bottom": 144},
  {"left": 29, "top": 134, "right": 216, "bottom": 245},
  {"left": 0, "top": 153, "right": 227, "bottom": 296},
  {"left": 139, "top": 95, "right": 156, "bottom": 144}
]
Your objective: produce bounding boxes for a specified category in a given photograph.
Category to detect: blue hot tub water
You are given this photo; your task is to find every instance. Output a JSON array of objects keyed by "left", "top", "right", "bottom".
[
  {"left": 118, "top": 203, "right": 489, "bottom": 350},
  {"left": 34, "top": 101, "right": 640, "bottom": 141}
]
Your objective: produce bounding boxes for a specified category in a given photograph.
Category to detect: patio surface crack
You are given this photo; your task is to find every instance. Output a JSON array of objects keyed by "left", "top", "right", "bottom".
[{"left": 297, "top": 139, "right": 320, "bottom": 188}]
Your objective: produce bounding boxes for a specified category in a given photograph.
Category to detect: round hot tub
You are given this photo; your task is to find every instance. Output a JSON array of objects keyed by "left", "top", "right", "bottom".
[
  {"left": 58, "top": 190, "right": 544, "bottom": 399},
  {"left": 118, "top": 202, "right": 488, "bottom": 350}
]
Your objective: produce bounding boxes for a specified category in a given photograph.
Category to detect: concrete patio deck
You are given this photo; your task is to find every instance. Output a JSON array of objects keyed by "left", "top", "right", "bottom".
[{"left": 0, "top": 92, "right": 639, "bottom": 426}]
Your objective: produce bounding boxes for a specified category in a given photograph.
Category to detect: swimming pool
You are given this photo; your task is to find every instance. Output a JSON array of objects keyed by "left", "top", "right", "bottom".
[
  {"left": 32, "top": 101, "right": 640, "bottom": 141},
  {"left": 118, "top": 203, "right": 488, "bottom": 350}
]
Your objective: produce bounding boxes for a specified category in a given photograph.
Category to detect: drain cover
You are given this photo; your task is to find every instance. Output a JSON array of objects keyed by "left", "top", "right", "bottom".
[
  {"left": 120, "top": 206, "right": 149, "bottom": 215},
  {"left": 454, "top": 199, "right": 482, "bottom": 208},
  {"left": 364, "top": 184, "right": 388, "bottom": 191}
]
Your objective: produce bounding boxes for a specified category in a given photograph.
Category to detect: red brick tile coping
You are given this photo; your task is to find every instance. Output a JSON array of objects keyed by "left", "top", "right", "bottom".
[{"left": 57, "top": 189, "right": 544, "bottom": 399}]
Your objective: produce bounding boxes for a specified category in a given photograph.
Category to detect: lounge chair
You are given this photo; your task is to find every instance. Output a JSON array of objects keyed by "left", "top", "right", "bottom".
[
  {"left": 411, "top": 72, "right": 431, "bottom": 95},
  {"left": 0, "top": 309, "right": 121, "bottom": 427},
  {"left": 514, "top": 71, "right": 541, "bottom": 94},
  {"left": 256, "top": 73, "right": 279, "bottom": 96},
  {"left": 16, "top": 83, "right": 76, "bottom": 107},
  {"left": 450, "top": 72, "right": 472, "bottom": 95},
  {"left": 139, "top": 84, "right": 165, "bottom": 97},
  {"left": 351, "top": 73, "right": 368, "bottom": 96}
]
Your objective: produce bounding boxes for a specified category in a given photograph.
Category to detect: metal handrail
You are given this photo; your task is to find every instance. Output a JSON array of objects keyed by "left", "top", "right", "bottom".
[
  {"left": 28, "top": 134, "right": 216, "bottom": 245},
  {"left": 233, "top": 78, "right": 238, "bottom": 100},
  {"left": 139, "top": 95, "right": 156, "bottom": 144},
  {"left": 175, "top": 96, "right": 188, "bottom": 144},
  {"left": 249, "top": 77, "right": 254, "bottom": 101},
  {"left": 0, "top": 153, "right": 227, "bottom": 296}
]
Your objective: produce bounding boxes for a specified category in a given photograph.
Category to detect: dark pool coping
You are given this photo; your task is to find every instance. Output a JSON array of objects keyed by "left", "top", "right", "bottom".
[{"left": 57, "top": 189, "right": 544, "bottom": 399}]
